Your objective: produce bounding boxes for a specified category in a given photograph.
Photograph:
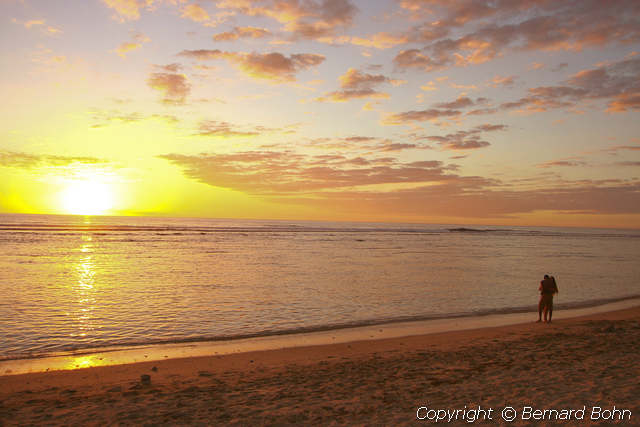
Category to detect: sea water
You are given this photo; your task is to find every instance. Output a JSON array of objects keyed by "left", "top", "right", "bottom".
[{"left": 1, "top": 213, "right": 639, "bottom": 359}]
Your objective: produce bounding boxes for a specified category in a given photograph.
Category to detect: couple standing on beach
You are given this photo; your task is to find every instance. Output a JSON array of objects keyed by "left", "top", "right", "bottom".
[{"left": 538, "top": 274, "right": 559, "bottom": 323}]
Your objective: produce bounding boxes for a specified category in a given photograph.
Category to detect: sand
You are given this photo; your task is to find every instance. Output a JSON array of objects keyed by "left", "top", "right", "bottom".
[{"left": 1, "top": 307, "right": 639, "bottom": 426}]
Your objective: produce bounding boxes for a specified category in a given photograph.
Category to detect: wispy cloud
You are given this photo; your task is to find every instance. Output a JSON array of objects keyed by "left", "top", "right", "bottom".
[
  {"left": 181, "top": 3, "right": 210, "bottom": 23},
  {"left": 214, "top": 0, "right": 357, "bottom": 42},
  {"left": 159, "top": 149, "right": 640, "bottom": 218},
  {"left": 179, "top": 50, "right": 325, "bottom": 82},
  {"left": 315, "top": 68, "right": 400, "bottom": 102},
  {"left": 213, "top": 26, "right": 272, "bottom": 41},
  {"left": 350, "top": 32, "right": 408, "bottom": 49},
  {"left": 194, "top": 119, "right": 294, "bottom": 138},
  {"left": 0, "top": 151, "right": 108, "bottom": 169},
  {"left": 383, "top": 96, "right": 488, "bottom": 124},
  {"left": 12, "top": 17, "right": 62, "bottom": 35},
  {"left": 147, "top": 64, "right": 191, "bottom": 104},
  {"left": 89, "top": 110, "right": 179, "bottom": 128},
  {"left": 424, "top": 124, "right": 506, "bottom": 150},
  {"left": 537, "top": 159, "right": 588, "bottom": 168},
  {"left": 102, "top": 0, "right": 158, "bottom": 21},
  {"left": 500, "top": 57, "right": 640, "bottom": 114},
  {"left": 394, "top": 0, "right": 640, "bottom": 72},
  {"left": 113, "top": 31, "right": 150, "bottom": 58},
  {"left": 158, "top": 150, "right": 461, "bottom": 194}
]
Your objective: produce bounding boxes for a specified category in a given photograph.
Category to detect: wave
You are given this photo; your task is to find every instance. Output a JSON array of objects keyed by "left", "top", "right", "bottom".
[
  {"left": 3, "top": 294, "right": 639, "bottom": 362},
  {"left": 2, "top": 223, "right": 639, "bottom": 239}
]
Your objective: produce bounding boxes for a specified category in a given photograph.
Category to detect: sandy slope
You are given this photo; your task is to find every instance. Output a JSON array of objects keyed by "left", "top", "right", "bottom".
[{"left": 1, "top": 307, "right": 639, "bottom": 426}]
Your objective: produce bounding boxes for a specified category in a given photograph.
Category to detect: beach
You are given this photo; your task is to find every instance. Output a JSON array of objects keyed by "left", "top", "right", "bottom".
[{"left": 1, "top": 306, "right": 639, "bottom": 426}]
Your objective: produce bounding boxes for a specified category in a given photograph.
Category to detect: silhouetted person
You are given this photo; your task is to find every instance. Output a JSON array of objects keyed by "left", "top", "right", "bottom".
[{"left": 538, "top": 274, "right": 559, "bottom": 323}]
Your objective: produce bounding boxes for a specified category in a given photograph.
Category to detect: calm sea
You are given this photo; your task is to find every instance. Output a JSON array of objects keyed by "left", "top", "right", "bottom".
[{"left": 1, "top": 213, "right": 639, "bottom": 359}]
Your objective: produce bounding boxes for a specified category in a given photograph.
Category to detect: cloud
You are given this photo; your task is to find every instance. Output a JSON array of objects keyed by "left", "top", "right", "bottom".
[
  {"left": 606, "top": 92, "right": 640, "bottom": 113},
  {"left": 350, "top": 32, "right": 408, "bottom": 49},
  {"left": 420, "top": 81, "right": 438, "bottom": 91},
  {"left": 605, "top": 145, "right": 640, "bottom": 154},
  {"left": 500, "top": 57, "right": 640, "bottom": 114},
  {"left": 179, "top": 49, "right": 325, "bottom": 82},
  {"left": 214, "top": 0, "right": 357, "bottom": 42},
  {"left": 325, "top": 181, "right": 640, "bottom": 219},
  {"left": 195, "top": 120, "right": 258, "bottom": 138},
  {"left": 384, "top": 96, "right": 488, "bottom": 124},
  {"left": 13, "top": 18, "right": 62, "bottom": 35},
  {"left": 147, "top": 66, "right": 191, "bottom": 104},
  {"left": 316, "top": 68, "right": 401, "bottom": 102},
  {"left": 89, "top": 110, "right": 179, "bottom": 128},
  {"left": 23, "top": 19, "right": 46, "bottom": 28},
  {"left": 488, "top": 75, "right": 515, "bottom": 88},
  {"left": 158, "top": 150, "right": 460, "bottom": 194},
  {"left": 394, "top": 0, "right": 640, "bottom": 72},
  {"left": 0, "top": 151, "right": 107, "bottom": 169},
  {"left": 102, "top": 0, "right": 157, "bottom": 21},
  {"left": 213, "top": 26, "right": 272, "bottom": 41},
  {"left": 114, "top": 32, "right": 150, "bottom": 58},
  {"left": 383, "top": 108, "right": 461, "bottom": 125},
  {"left": 537, "top": 159, "right": 588, "bottom": 168},
  {"left": 552, "top": 62, "right": 569, "bottom": 72},
  {"left": 434, "top": 96, "right": 478, "bottom": 109},
  {"left": 375, "top": 143, "right": 421, "bottom": 152},
  {"left": 193, "top": 119, "right": 298, "bottom": 138},
  {"left": 158, "top": 149, "right": 640, "bottom": 218},
  {"left": 424, "top": 123, "right": 506, "bottom": 150},
  {"left": 181, "top": 3, "right": 210, "bottom": 23}
]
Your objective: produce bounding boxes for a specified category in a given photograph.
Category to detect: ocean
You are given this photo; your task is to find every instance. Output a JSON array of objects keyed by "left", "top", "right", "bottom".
[{"left": 1, "top": 213, "right": 639, "bottom": 360}]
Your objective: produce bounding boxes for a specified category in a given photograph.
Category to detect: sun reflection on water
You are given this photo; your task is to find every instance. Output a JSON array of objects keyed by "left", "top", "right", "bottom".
[
  {"left": 72, "top": 228, "right": 97, "bottom": 338},
  {"left": 65, "top": 354, "right": 107, "bottom": 370}
]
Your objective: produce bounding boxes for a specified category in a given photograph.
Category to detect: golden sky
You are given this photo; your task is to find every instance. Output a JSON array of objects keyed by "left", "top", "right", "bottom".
[{"left": 1, "top": 0, "right": 639, "bottom": 227}]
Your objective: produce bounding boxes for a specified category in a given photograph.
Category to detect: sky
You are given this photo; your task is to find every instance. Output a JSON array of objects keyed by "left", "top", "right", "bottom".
[{"left": 1, "top": 0, "right": 639, "bottom": 228}]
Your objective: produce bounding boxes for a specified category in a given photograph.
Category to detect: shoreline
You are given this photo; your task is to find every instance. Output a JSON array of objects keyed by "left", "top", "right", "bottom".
[
  {"left": 1, "top": 304, "right": 639, "bottom": 424},
  {"left": 2, "top": 297, "right": 639, "bottom": 377}
]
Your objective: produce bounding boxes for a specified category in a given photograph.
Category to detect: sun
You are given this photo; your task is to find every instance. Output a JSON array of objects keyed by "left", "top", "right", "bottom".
[{"left": 61, "top": 180, "right": 114, "bottom": 215}]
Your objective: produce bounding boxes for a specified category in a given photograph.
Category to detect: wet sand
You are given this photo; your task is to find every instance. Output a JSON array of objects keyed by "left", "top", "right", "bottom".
[{"left": 1, "top": 306, "right": 639, "bottom": 425}]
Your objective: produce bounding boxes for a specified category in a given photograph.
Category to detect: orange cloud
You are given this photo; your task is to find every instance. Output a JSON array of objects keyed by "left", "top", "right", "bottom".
[
  {"left": 194, "top": 120, "right": 291, "bottom": 138},
  {"left": 537, "top": 159, "right": 587, "bottom": 168},
  {"left": 158, "top": 150, "right": 640, "bottom": 219},
  {"left": 0, "top": 151, "right": 107, "bottom": 168},
  {"left": 159, "top": 151, "right": 458, "bottom": 194},
  {"left": 214, "top": 0, "right": 357, "bottom": 42},
  {"left": 423, "top": 124, "right": 506, "bottom": 150},
  {"left": 499, "top": 57, "right": 640, "bottom": 114},
  {"left": 394, "top": 1, "right": 640, "bottom": 72},
  {"left": 114, "top": 32, "right": 150, "bottom": 58},
  {"left": 13, "top": 18, "right": 62, "bottom": 35},
  {"left": 23, "top": 19, "right": 46, "bottom": 28},
  {"left": 315, "top": 68, "right": 396, "bottom": 102},
  {"left": 181, "top": 3, "right": 210, "bottom": 22},
  {"left": 102, "top": 0, "right": 157, "bottom": 21},
  {"left": 606, "top": 92, "right": 640, "bottom": 113},
  {"left": 384, "top": 96, "right": 488, "bottom": 124},
  {"left": 488, "top": 75, "right": 515, "bottom": 88},
  {"left": 383, "top": 109, "right": 460, "bottom": 125},
  {"left": 179, "top": 49, "right": 325, "bottom": 82},
  {"left": 147, "top": 66, "right": 191, "bottom": 104},
  {"left": 89, "top": 110, "right": 179, "bottom": 128},
  {"left": 213, "top": 26, "right": 271, "bottom": 41},
  {"left": 350, "top": 32, "right": 408, "bottom": 49}
]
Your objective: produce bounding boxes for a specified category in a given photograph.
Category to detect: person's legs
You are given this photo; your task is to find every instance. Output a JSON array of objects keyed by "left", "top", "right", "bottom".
[
  {"left": 538, "top": 297, "right": 544, "bottom": 322},
  {"left": 542, "top": 295, "right": 552, "bottom": 322},
  {"left": 547, "top": 299, "right": 553, "bottom": 323}
]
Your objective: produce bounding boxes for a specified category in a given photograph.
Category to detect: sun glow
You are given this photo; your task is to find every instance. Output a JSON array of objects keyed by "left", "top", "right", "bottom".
[{"left": 61, "top": 180, "right": 114, "bottom": 215}]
